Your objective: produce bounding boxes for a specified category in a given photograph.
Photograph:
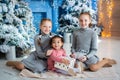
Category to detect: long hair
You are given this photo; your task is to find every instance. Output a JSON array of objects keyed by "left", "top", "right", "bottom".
[
  {"left": 79, "top": 12, "right": 92, "bottom": 27},
  {"left": 39, "top": 18, "right": 52, "bottom": 35},
  {"left": 38, "top": 18, "right": 52, "bottom": 45}
]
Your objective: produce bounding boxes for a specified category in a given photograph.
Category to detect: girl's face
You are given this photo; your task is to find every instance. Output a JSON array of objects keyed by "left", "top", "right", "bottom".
[
  {"left": 40, "top": 21, "right": 52, "bottom": 34},
  {"left": 79, "top": 14, "right": 91, "bottom": 28},
  {"left": 51, "top": 38, "right": 63, "bottom": 50}
]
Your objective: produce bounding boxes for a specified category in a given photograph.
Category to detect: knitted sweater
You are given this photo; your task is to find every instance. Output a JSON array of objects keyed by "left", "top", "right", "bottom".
[{"left": 71, "top": 28, "right": 98, "bottom": 59}]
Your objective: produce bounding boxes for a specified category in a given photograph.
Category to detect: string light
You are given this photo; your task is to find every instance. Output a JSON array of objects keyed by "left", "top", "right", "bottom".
[{"left": 98, "top": 0, "right": 113, "bottom": 37}]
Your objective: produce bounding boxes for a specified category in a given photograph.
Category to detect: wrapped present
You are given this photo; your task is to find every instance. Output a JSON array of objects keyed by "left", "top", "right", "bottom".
[{"left": 54, "top": 57, "right": 75, "bottom": 71}]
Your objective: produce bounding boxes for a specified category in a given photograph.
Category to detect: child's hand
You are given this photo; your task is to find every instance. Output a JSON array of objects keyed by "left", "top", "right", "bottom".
[
  {"left": 78, "top": 56, "right": 87, "bottom": 62},
  {"left": 46, "top": 49, "right": 53, "bottom": 56},
  {"left": 61, "top": 58, "right": 70, "bottom": 65},
  {"left": 70, "top": 53, "right": 76, "bottom": 58}
]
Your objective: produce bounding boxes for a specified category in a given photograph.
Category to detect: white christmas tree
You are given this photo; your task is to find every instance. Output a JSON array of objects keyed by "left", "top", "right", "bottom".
[
  {"left": 0, "top": 0, "right": 36, "bottom": 53},
  {"left": 57, "top": 0, "right": 97, "bottom": 33}
]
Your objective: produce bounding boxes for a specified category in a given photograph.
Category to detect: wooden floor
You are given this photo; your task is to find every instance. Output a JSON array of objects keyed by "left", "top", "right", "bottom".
[{"left": 112, "top": 0, "right": 120, "bottom": 36}]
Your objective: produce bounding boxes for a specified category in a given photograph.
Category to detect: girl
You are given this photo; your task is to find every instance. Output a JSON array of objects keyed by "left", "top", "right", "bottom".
[
  {"left": 70, "top": 12, "right": 116, "bottom": 71},
  {"left": 6, "top": 18, "right": 56, "bottom": 73},
  {"left": 46, "top": 35, "right": 77, "bottom": 76}
]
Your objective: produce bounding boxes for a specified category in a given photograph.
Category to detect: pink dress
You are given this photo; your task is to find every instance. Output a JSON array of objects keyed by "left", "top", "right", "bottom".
[{"left": 47, "top": 48, "right": 66, "bottom": 71}]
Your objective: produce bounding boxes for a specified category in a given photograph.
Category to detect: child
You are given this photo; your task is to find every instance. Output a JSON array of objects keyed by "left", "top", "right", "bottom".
[
  {"left": 70, "top": 12, "right": 116, "bottom": 71},
  {"left": 46, "top": 35, "right": 78, "bottom": 76},
  {"left": 6, "top": 18, "right": 56, "bottom": 73}
]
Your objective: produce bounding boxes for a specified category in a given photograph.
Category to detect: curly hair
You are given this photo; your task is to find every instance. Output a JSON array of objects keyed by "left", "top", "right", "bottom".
[{"left": 49, "top": 35, "right": 64, "bottom": 47}]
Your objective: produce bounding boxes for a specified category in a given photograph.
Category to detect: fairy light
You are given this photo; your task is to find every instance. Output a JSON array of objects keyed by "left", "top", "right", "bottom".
[
  {"left": 98, "top": 0, "right": 103, "bottom": 24},
  {"left": 98, "top": 0, "right": 113, "bottom": 37}
]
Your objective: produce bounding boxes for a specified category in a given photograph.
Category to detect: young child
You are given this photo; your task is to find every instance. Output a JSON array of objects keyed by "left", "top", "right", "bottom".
[
  {"left": 46, "top": 35, "right": 78, "bottom": 76},
  {"left": 70, "top": 12, "right": 116, "bottom": 71},
  {"left": 6, "top": 18, "right": 55, "bottom": 73}
]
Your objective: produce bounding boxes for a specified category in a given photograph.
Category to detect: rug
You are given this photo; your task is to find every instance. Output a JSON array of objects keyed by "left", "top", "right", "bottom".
[
  {"left": 19, "top": 67, "right": 118, "bottom": 79},
  {"left": 0, "top": 60, "right": 119, "bottom": 80}
]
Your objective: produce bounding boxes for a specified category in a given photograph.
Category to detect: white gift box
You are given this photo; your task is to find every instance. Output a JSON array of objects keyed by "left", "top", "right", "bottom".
[{"left": 54, "top": 57, "right": 75, "bottom": 71}]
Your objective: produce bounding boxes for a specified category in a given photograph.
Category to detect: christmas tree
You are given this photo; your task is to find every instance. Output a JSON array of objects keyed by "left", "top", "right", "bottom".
[
  {"left": 57, "top": 0, "right": 97, "bottom": 33},
  {"left": 0, "top": 0, "right": 36, "bottom": 53}
]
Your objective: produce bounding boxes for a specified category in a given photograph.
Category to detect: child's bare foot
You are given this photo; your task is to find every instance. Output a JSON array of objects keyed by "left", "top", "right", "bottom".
[
  {"left": 68, "top": 68, "right": 76, "bottom": 76},
  {"left": 6, "top": 61, "right": 25, "bottom": 70},
  {"left": 6, "top": 61, "right": 20, "bottom": 66},
  {"left": 103, "top": 58, "right": 117, "bottom": 65},
  {"left": 103, "top": 63, "right": 112, "bottom": 67},
  {"left": 75, "top": 62, "right": 84, "bottom": 73},
  {"left": 20, "top": 69, "right": 40, "bottom": 78}
]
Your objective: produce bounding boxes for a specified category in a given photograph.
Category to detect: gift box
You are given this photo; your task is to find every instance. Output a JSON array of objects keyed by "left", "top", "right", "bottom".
[{"left": 54, "top": 57, "right": 75, "bottom": 71}]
